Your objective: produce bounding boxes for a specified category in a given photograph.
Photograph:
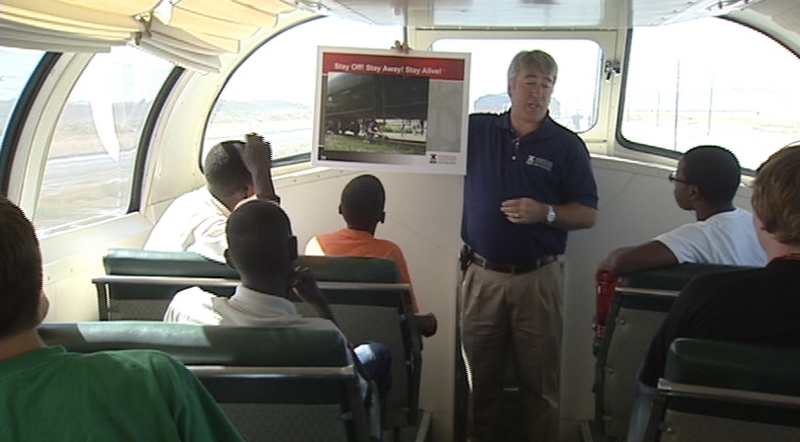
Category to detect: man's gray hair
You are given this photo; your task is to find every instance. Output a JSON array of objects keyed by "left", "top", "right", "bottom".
[{"left": 507, "top": 50, "right": 558, "bottom": 84}]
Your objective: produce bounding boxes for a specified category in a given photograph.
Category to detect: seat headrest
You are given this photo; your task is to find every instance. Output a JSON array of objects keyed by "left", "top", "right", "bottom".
[
  {"left": 666, "top": 338, "right": 800, "bottom": 396},
  {"left": 104, "top": 248, "right": 239, "bottom": 279},
  {"left": 623, "top": 263, "right": 751, "bottom": 291},
  {"left": 38, "top": 321, "right": 351, "bottom": 367}
]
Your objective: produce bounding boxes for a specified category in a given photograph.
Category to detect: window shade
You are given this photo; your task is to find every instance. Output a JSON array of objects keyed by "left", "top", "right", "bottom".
[{"left": 0, "top": 0, "right": 296, "bottom": 72}]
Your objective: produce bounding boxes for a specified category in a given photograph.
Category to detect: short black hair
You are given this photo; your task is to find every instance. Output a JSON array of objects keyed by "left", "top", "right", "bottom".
[
  {"left": 340, "top": 175, "right": 385, "bottom": 229},
  {"left": 204, "top": 141, "right": 252, "bottom": 199},
  {"left": 226, "top": 200, "right": 293, "bottom": 278},
  {"left": 682, "top": 145, "right": 741, "bottom": 205},
  {"left": 0, "top": 197, "right": 43, "bottom": 338}
]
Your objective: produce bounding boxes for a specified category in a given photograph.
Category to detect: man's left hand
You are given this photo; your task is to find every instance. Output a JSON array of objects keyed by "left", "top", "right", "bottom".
[{"left": 501, "top": 198, "right": 547, "bottom": 224}]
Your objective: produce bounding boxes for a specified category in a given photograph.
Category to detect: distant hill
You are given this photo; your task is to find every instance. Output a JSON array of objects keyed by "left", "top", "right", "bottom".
[
  {"left": 474, "top": 94, "right": 509, "bottom": 113},
  {"left": 212, "top": 99, "right": 310, "bottom": 114},
  {"left": 209, "top": 100, "right": 312, "bottom": 122}
]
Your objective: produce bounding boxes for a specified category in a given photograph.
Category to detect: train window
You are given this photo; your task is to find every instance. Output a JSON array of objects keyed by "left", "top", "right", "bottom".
[
  {"left": 431, "top": 38, "right": 602, "bottom": 133},
  {"left": 205, "top": 17, "right": 402, "bottom": 166},
  {"left": 34, "top": 46, "right": 172, "bottom": 236},
  {"left": 621, "top": 18, "right": 800, "bottom": 170},
  {"left": 0, "top": 47, "right": 45, "bottom": 148}
]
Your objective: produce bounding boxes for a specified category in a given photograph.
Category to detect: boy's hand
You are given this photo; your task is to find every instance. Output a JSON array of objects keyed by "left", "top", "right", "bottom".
[
  {"left": 238, "top": 132, "right": 279, "bottom": 202},
  {"left": 238, "top": 133, "right": 273, "bottom": 173},
  {"left": 291, "top": 267, "right": 337, "bottom": 324},
  {"left": 392, "top": 40, "right": 410, "bottom": 54}
]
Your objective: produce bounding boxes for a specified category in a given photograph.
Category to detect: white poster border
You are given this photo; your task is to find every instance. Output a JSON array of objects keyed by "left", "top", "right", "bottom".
[{"left": 312, "top": 46, "right": 470, "bottom": 175}]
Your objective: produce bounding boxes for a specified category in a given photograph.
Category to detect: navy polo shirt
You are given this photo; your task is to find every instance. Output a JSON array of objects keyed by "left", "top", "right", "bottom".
[{"left": 461, "top": 112, "right": 598, "bottom": 265}]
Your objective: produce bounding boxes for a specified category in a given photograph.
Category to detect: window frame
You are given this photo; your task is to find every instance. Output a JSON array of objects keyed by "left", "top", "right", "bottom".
[
  {"left": 428, "top": 34, "right": 606, "bottom": 135},
  {"left": 415, "top": 28, "right": 619, "bottom": 152},
  {"left": 13, "top": 48, "right": 181, "bottom": 237},
  {"left": 614, "top": 17, "right": 800, "bottom": 174},
  {"left": 128, "top": 66, "right": 185, "bottom": 212},
  {"left": 199, "top": 15, "right": 324, "bottom": 173},
  {"left": 0, "top": 52, "right": 57, "bottom": 195}
]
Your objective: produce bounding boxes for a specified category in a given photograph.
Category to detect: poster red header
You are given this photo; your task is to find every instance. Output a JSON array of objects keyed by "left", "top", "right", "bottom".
[{"left": 322, "top": 52, "right": 465, "bottom": 81}]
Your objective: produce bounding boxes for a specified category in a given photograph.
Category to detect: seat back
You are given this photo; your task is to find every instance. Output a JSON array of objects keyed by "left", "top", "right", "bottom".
[
  {"left": 295, "top": 255, "right": 399, "bottom": 283},
  {"left": 96, "top": 250, "right": 400, "bottom": 320},
  {"left": 93, "top": 252, "right": 421, "bottom": 431},
  {"left": 637, "top": 339, "right": 800, "bottom": 442},
  {"left": 594, "top": 263, "right": 750, "bottom": 441},
  {"left": 621, "top": 263, "right": 747, "bottom": 291},
  {"left": 97, "top": 248, "right": 239, "bottom": 320},
  {"left": 594, "top": 287, "right": 678, "bottom": 440},
  {"left": 294, "top": 255, "right": 421, "bottom": 431},
  {"left": 39, "top": 321, "right": 371, "bottom": 442}
]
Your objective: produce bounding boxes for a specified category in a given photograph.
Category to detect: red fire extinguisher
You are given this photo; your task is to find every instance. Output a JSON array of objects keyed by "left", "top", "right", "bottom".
[{"left": 593, "top": 271, "right": 620, "bottom": 339}]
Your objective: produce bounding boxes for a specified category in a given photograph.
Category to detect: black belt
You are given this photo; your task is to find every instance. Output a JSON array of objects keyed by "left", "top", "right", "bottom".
[{"left": 469, "top": 253, "right": 557, "bottom": 274}]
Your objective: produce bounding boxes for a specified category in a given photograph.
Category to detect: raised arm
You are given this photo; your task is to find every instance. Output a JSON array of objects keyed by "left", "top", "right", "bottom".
[{"left": 237, "top": 133, "right": 280, "bottom": 203}]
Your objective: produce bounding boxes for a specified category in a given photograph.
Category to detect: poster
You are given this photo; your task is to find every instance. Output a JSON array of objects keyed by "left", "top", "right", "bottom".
[{"left": 313, "top": 47, "right": 470, "bottom": 175}]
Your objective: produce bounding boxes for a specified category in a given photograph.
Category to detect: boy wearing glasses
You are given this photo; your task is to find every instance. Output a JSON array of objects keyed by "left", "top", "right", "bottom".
[{"left": 597, "top": 145, "right": 767, "bottom": 277}]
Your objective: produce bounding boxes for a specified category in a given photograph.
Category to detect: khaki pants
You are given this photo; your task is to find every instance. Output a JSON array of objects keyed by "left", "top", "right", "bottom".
[{"left": 461, "top": 260, "right": 564, "bottom": 442}]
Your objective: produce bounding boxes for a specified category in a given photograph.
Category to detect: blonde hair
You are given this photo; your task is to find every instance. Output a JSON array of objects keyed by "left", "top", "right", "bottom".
[{"left": 751, "top": 143, "right": 800, "bottom": 245}]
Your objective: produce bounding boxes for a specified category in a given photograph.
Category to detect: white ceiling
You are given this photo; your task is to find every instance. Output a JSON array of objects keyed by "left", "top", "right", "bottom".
[{"left": 299, "top": 0, "right": 783, "bottom": 29}]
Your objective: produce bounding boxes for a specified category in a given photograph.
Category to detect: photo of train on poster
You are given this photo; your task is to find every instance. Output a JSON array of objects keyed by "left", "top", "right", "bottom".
[{"left": 313, "top": 47, "right": 470, "bottom": 175}]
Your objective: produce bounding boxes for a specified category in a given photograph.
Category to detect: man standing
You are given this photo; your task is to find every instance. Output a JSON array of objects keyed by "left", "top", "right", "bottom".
[{"left": 460, "top": 50, "right": 599, "bottom": 442}]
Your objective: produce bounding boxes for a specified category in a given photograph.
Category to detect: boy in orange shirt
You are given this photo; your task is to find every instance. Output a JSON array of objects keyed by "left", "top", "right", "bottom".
[{"left": 306, "top": 174, "right": 436, "bottom": 336}]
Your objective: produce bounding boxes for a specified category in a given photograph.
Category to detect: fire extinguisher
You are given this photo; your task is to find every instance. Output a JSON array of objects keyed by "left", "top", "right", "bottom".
[{"left": 593, "top": 271, "right": 620, "bottom": 339}]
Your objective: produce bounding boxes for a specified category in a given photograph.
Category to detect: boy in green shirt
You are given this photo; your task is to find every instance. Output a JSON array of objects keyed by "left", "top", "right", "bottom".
[{"left": 0, "top": 197, "right": 245, "bottom": 442}]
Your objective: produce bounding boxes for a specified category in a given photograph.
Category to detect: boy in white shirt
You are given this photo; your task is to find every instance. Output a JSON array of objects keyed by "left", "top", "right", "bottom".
[{"left": 598, "top": 145, "right": 767, "bottom": 277}]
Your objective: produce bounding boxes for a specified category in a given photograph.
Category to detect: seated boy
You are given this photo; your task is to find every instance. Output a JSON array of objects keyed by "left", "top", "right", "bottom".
[
  {"left": 598, "top": 145, "right": 767, "bottom": 277},
  {"left": 163, "top": 199, "right": 392, "bottom": 423},
  {"left": 0, "top": 197, "right": 245, "bottom": 442},
  {"left": 627, "top": 145, "right": 800, "bottom": 442},
  {"left": 305, "top": 174, "right": 437, "bottom": 337},
  {"left": 145, "top": 133, "right": 279, "bottom": 262}
]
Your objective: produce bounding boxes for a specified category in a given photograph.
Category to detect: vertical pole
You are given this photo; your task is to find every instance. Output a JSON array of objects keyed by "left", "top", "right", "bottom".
[
  {"left": 673, "top": 60, "right": 681, "bottom": 151},
  {"left": 707, "top": 70, "right": 714, "bottom": 136},
  {"left": 656, "top": 92, "right": 661, "bottom": 127}
]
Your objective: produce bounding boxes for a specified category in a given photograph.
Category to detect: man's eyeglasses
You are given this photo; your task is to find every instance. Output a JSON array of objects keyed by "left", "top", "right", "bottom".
[{"left": 668, "top": 171, "right": 690, "bottom": 184}]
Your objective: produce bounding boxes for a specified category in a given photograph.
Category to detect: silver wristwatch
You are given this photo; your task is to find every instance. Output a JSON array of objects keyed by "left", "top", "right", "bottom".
[{"left": 545, "top": 205, "right": 556, "bottom": 224}]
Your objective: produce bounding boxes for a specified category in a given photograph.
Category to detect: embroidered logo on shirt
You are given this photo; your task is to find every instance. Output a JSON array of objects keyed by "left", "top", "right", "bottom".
[{"left": 526, "top": 155, "right": 553, "bottom": 171}]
